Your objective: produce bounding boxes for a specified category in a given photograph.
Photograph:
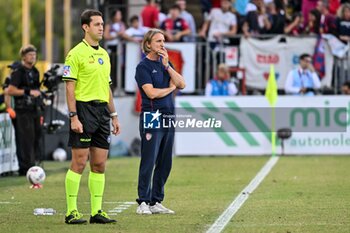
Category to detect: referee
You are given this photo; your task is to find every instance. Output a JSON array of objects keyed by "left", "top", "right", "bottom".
[{"left": 62, "top": 9, "right": 120, "bottom": 224}]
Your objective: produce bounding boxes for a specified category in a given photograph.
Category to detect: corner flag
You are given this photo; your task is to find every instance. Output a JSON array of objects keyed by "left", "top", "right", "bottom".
[
  {"left": 265, "top": 64, "right": 278, "bottom": 156},
  {"left": 265, "top": 64, "right": 278, "bottom": 106}
]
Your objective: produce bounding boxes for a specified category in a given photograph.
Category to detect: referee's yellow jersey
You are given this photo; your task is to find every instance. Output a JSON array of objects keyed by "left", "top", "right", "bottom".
[{"left": 62, "top": 39, "right": 112, "bottom": 103}]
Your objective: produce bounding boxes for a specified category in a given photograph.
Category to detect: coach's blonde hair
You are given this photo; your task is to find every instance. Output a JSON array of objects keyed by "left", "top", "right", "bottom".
[{"left": 142, "top": 28, "right": 165, "bottom": 55}]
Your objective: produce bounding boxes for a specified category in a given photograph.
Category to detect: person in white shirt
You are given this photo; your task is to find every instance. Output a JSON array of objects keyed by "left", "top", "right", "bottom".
[
  {"left": 199, "top": 0, "right": 237, "bottom": 45},
  {"left": 103, "top": 9, "right": 126, "bottom": 49},
  {"left": 124, "top": 15, "right": 149, "bottom": 43},
  {"left": 284, "top": 53, "right": 321, "bottom": 96},
  {"left": 103, "top": 9, "right": 126, "bottom": 91}
]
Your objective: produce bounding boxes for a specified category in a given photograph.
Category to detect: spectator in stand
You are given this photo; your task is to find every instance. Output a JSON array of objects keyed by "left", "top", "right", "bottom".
[
  {"left": 212, "top": 0, "right": 221, "bottom": 8},
  {"left": 243, "top": 0, "right": 260, "bottom": 36},
  {"left": 124, "top": 16, "right": 149, "bottom": 43},
  {"left": 329, "top": 0, "right": 341, "bottom": 15},
  {"left": 200, "top": 0, "right": 212, "bottom": 21},
  {"left": 289, "top": 0, "right": 302, "bottom": 13},
  {"left": 336, "top": 3, "right": 350, "bottom": 43},
  {"left": 205, "top": 63, "right": 238, "bottom": 96},
  {"left": 316, "top": 0, "right": 337, "bottom": 34},
  {"left": 302, "top": 0, "right": 318, "bottom": 24},
  {"left": 285, "top": 53, "right": 321, "bottom": 96},
  {"left": 234, "top": 0, "right": 250, "bottom": 16},
  {"left": 200, "top": 0, "right": 224, "bottom": 20},
  {"left": 305, "top": 9, "right": 321, "bottom": 34},
  {"left": 341, "top": 81, "right": 350, "bottom": 94},
  {"left": 176, "top": 0, "right": 197, "bottom": 41},
  {"left": 141, "top": 0, "right": 159, "bottom": 28},
  {"left": 156, "top": 1, "right": 167, "bottom": 26},
  {"left": 284, "top": 12, "right": 306, "bottom": 35},
  {"left": 265, "top": 0, "right": 286, "bottom": 34},
  {"left": 160, "top": 5, "right": 191, "bottom": 42},
  {"left": 103, "top": 9, "right": 126, "bottom": 91},
  {"left": 199, "top": 0, "right": 237, "bottom": 47},
  {"left": 242, "top": 0, "right": 272, "bottom": 36},
  {"left": 104, "top": 9, "right": 126, "bottom": 50},
  {"left": 245, "top": 0, "right": 260, "bottom": 14}
]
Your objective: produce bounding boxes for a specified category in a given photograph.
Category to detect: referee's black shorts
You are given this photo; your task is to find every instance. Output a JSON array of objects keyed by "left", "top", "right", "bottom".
[{"left": 68, "top": 100, "right": 111, "bottom": 149}]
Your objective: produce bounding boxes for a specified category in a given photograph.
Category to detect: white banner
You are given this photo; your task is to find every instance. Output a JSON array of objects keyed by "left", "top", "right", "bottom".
[
  {"left": 124, "top": 42, "right": 196, "bottom": 93},
  {"left": 225, "top": 46, "right": 239, "bottom": 67},
  {"left": 239, "top": 36, "right": 333, "bottom": 89},
  {"left": 125, "top": 42, "right": 143, "bottom": 92},
  {"left": 174, "top": 96, "right": 350, "bottom": 156},
  {"left": 0, "top": 113, "right": 18, "bottom": 174}
]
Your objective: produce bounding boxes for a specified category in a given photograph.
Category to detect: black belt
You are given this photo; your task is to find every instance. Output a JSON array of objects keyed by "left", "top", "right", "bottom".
[{"left": 78, "top": 100, "right": 107, "bottom": 106}]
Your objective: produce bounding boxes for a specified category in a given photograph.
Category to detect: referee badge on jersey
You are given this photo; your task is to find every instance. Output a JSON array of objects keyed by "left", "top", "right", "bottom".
[
  {"left": 98, "top": 58, "right": 104, "bottom": 65},
  {"left": 63, "top": 65, "right": 70, "bottom": 77}
]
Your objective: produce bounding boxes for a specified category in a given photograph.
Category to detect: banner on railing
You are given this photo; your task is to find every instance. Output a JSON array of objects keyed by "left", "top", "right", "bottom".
[
  {"left": 239, "top": 36, "right": 333, "bottom": 89},
  {"left": 124, "top": 42, "right": 196, "bottom": 93},
  {"left": 174, "top": 96, "right": 350, "bottom": 156},
  {"left": 0, "top": 113, "right": 18, "bottom": 174}
]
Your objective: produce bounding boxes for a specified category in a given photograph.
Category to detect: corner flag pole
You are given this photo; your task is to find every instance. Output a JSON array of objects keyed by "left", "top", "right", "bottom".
[
  {"left": 271, "top": 105, "right": 276, "bottom": 156},
  {"left": 265, "top": 64, "right": 278, "bottom": 156}
]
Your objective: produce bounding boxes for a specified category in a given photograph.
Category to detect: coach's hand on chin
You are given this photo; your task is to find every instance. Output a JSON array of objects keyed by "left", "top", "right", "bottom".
[{"left": 70, "top": 116, "right": 83, "bottom": 133}]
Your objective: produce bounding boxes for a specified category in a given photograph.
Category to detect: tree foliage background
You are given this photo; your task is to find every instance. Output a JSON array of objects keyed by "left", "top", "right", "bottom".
[
  {"left": 0, "top": 0, "right": 90, "bottom": 62},
  {"left": 0, "top": 0, "right": 44, "bottom": 60}
]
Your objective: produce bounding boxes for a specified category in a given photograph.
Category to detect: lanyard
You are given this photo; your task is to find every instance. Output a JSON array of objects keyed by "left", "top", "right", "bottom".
[{"left": 298, "top": 70, "right": 310, "bottom": 88}]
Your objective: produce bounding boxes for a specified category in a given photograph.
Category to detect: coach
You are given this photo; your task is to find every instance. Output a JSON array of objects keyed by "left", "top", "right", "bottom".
[{"left": 135, "top": 28, "right": 186, "bottom": 215}]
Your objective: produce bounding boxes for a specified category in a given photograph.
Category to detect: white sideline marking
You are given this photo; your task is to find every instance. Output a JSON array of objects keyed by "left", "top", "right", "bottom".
[
  {"left": 0, "top": 201, "right": 21, "bottom": 204},
  {"left": 57, "top": 201, "right": 136, "bottom": 216},
  {"left": 206, "top": 156, "right": 280, "bottom": 233}
]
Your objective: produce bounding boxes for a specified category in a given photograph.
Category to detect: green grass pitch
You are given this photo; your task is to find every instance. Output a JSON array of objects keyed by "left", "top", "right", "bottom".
[{"left": 0, "top": 156, "right": 349, "bottom": 233}]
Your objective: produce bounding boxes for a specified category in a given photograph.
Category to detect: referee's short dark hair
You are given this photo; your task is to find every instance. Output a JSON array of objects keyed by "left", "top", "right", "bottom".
[{"left": 81, "top": 9, "right": 102, "bottom": 26}]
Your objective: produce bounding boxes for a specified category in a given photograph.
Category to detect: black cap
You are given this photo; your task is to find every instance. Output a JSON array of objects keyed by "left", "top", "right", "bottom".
[{"left": 7, "top": 61, "right": 21, "bottom": 70}]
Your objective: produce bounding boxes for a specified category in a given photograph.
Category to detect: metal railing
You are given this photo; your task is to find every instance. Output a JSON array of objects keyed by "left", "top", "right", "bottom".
[{"left": 107, "top": 34, "right": 348, "bottom": 96}]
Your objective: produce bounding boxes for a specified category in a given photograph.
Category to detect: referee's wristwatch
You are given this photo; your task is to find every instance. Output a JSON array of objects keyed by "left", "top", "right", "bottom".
[{"left": 69, "top": 112, "right": 77, "bottom": 118}]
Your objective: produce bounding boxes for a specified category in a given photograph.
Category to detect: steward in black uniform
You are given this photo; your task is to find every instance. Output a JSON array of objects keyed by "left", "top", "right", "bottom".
[{"left": 7, "top": 45, "right": 42, "bottom": 176}]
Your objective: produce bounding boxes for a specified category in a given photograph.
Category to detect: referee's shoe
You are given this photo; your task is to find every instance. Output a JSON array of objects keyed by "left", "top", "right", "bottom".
[
  {"left": 65, "top": 210, "right": 87, "bottom": 224},
  {"left": 90, "top": 210, "right": 117, "bottom": 224}
]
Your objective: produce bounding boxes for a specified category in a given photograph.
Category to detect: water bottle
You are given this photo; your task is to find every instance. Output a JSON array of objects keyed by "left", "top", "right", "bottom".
[{"left": 33, "top": 208, "right": 56, "bottom": 215}]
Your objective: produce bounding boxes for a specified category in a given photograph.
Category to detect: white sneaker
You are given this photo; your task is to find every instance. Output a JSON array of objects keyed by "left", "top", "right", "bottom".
[
  {"left": 149, "top": 202, "right": 175, "bottom": 214},
  {"left": 136, "top": 202, "right": 152, "bottom": 215}
]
